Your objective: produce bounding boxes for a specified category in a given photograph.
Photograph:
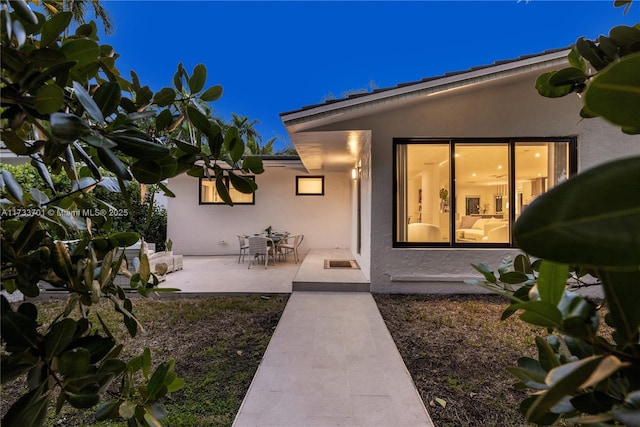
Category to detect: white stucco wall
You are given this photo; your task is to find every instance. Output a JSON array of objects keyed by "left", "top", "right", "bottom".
[
  {"left": 304, "top": 68, "right": 640, "bottom": 293},
  {"left": 167, "top": 163, "right": 352, "bottom": 257}
]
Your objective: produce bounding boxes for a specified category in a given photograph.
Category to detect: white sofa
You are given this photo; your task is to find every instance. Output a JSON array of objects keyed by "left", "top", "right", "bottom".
[
  {"left": 408, "top": 223, "right": 441, "bottom": 242},
  {"left": 456, "top": 216, "right": 507, "bottom": 242}
]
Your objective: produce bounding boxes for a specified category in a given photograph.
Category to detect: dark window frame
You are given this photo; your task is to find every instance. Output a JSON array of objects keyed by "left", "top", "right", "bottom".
[
  {"left": 296, "top": 175, "right": 325, "bottom": 196},
  {"left": 393, "top": 137, "right": 577, "bottom": 248},
  {"left": 199, "top": 176, "right": 256, "bottom": 205}
]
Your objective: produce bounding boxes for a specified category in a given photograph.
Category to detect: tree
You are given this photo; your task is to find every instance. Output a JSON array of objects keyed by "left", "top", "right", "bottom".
[
  {"left": 0, "top": 1, "right": 263, "bottom": 425},
  {"left": 469, "top": 1, "right": 640, "bottom": 425},
  {"left": 37, "top": 0, "right": 115, "bottom": 34}
]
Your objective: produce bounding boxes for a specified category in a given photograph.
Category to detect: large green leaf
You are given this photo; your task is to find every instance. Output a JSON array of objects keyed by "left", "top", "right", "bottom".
[
  {"left": 34, "top": 83, "right": 64, "bottom": 114},
  {"left": 155, "top": 109, "right": 173, "bottom": 131},
  {"left": 514, "top": 156, "right": 640, "bottom": 269},
  {"left": 10, "top": 0, "right": 39, "bottom": 25},
  {"left": 200, "top": 85, "right": 223, "bottom": 102},
  {"left": 599, "top": 270, "right": 640, "bottom": 346},
  {"left": 537, "top": 261, "right": 568, "bottom": 306},
  {"left": 1, "top": 387, "right": 50, "bottom": 427},
  {"left": 73, "top": 81, "right": 104, "bottom": 124},
  {"left": 109, "top": 133, "right": 169, "bottom": 160},
  {"left": 583, "top": 53, "right": 640, "bottom": 129},
  {"left": 40, "top": 11, "right": 71, "bottom": 46},
  {"left": 186, "top": 106, "right": 211, "bottom": 134},
  {"left": 131, "top": 157, "right": 177, "bottom": 183},
  {"left": 228, "top": 173, "right": 256, "bottom": 194},
  {"left": 58, "top": 348, "right": 91, "bottom": 377},
  {"left": 0, "top": 311, "right": 38, "bottom": 350},
  {"left": 527, "top": 355, "right": 605, "bottom": 423},
  {"left": 215, "top": 174, "right": 232, "bottom": 205},
  {"left": 511, "top": 300, "right": 563, "bottom": 328},
  {"left": 242, "top": 156, "right": 264, "bottom": 174},
  {"left": 1, "top": 170, "right": 24, "bottom": 203},
  {"left": 92, "top": 82, "right": 121, "bottom": 118},
  {"left": 536, "top": 71, "right": 574, "bottom": 98},
  {"left": 59, "top": 38, "right": 100, "bottom": 69},
  {"left": 153, "top": 88, "right": 175, "bottom": 107},
  {"left": 50, "top": 112, "right": 92, "bottom": 143},
  {"left": 97, "top": 147, "right": 132, "bottom": 181},
  {"left": 188, "top": 64, "right": 206, "bottom": 93},
  {"left": 43, "top": 318, "right": 76, "bottom": 359}
]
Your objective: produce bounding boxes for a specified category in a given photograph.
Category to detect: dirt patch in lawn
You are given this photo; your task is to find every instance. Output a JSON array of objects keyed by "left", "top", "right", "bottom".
[{"left": 375, "top": 293, "right": 546, "bottom": 427}]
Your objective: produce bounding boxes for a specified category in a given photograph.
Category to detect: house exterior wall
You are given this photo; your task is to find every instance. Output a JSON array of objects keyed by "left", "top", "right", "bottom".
[
  {"left": 167, "top": 164, "right": 352, "bottom": 256},
  {"left": 305, "top": 68, "right": 640, "bottom": 293}
]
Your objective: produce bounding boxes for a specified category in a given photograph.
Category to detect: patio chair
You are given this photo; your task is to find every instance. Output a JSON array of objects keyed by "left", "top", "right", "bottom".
[
  {"left": 248, "top": 236, "right": 275, "bottom": 269},
  {"left": 237, "top": 234, "right": 250, "bottom": 263},
  {"left": 279, "top": 234, "right": 304, "bottom": 263}
]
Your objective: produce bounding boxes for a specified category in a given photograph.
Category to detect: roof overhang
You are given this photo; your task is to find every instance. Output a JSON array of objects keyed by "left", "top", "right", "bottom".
[{"left": 281, "top": 49, "right": 570, "bottom": 173}]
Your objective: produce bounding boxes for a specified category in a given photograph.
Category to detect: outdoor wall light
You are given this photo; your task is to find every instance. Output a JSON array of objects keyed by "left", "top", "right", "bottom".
[{"left": 351, "top": 168, "right": 358, "bottom": 180}]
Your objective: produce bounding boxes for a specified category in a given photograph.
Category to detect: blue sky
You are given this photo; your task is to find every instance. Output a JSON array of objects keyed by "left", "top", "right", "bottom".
[{"left": 97, "top": 1, "right": 638, "bottom": 151}]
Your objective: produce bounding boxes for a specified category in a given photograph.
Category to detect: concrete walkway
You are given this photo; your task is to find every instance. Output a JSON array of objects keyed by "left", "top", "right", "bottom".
[{"left": 232, "top": 292, "right": 434, "bottom": 427}]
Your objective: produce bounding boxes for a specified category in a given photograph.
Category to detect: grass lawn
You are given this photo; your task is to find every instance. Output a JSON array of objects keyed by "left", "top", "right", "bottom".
[
  {"left": 375, "top": 294, "right": 548, "bottom": 427},
  {"left": 1, "top": 295, "right": 289, "bottom": 427},
  {"left": 3, "top": 293, "right": 575, "bottom": 426}
]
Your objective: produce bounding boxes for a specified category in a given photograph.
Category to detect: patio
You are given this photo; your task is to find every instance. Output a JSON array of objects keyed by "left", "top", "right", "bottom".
[{"left": 159, "top": 248, "right": 370, "bottom": 295}]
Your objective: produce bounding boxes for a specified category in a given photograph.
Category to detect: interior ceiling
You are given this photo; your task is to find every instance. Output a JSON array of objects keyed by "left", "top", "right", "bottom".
[
  {"left": 291, "top": 130, "right": 369, "bottom": 173},
  {"left": 407, "top": 144, "right": 552, "bottom": 186}
]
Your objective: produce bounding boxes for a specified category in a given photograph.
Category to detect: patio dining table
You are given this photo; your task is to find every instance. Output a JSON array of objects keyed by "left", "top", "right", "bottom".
[{"left": 248, "top": 232, "right": 289, "bottom": 263}]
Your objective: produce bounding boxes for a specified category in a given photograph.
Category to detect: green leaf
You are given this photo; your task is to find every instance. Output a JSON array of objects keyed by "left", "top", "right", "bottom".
[
  {"left": 10, "top": 0, "right": 39, "bottom": 25},
  {"left": 118, "top": 400, "right": 136, "bottom": 420},
  {"left": 548, "top": 67, "right": 586, "bottom": 87},
  {"left": 513, "top": 156, "right": 640, "bottom": 269},
  {"left": 506, "top": 357, "right": 547, "bottom": 389},
  {"left": 499, "top": 271, "right": 530, "bottom": 284},
  {"left": 155, "top": 109, "right": 173, "bottom": 131},
  {"left": 43, "top": 318, "right": 76, "bottom": 359},
  {"left": 146, "top": 361, "right": 171, "bottom": 401},
  {"left": 142, "top": 347, "right": 151, "bottom": 379},
  {"left": 110, "top": 232, "right": 140, "bottom": 247},
  {"left": 1, "top": 170, "right": 24, "bottom": 203},
  {"left": 188, "top": 64, "right": 207, "bottom": 93},
  {"left": 584, "top": 52, "right": 640, "bottom": 129},
  {"left": 51, "top": 112, "right": 92, "bottom": 143},
  {"left": 97, "top": 147, "right": 132, "bottom": 181},
  {"left": 73, "top": 81, "right": 105, "bottom": 123},
  {"left": 535, "top": 336, "right": 560, "bottom": 372},
  {"left": 34, "top": 83, "right": 64, "bottom": 114},
  {"left": 153, "top": 88, "right": 175, "bottom": 107},
  {"left": 228, "top": 173, "right": 257, "bottom": 194},
  {"left": 82, "top": 134, "right": 117, "bottom": 148},
  {"left": 40, "top": 11, "right": 72, "bottom": 46},
  {"left": 599, "top": 270, "right": 640, "bottom": 345},
  {"left": 471, "top": 262, "right": 497, "bottom": 283},
  {"left": 95, "top": 400, "right": 119, "bottom": 421},
  {"left": 1, "top": 311, "right": 38, "bottom": 350},
  {"left": 58, "top": 348, "right": 91, "bottom": 377},
  {"left": 186, "top": 106, "right": 211, "bottom": 134},
  {"left": 1, "top": 387, "right": 50, "bottom": 427},
  {"left": 537, "top": 261, "right": 568, "bottom": 306},
  {"left": 59, "top": 38, "right": 100, "bottom": 69},
  {"left": 511, "top": 300, "right": 563, "bottom": 328},
  {"left": 576, "top": 37, "right": 609, "bottom": 71},
  {"left": 527, "top": 355, "right": 604, "bottom": 423},
  {"left": 93, "top": 82, "right": 122, "bottom": 118},
  {"left": 215, "top": 174, "right": 232, "bottom": 205},
  {"left": 201, "top": 85, "right": 223, "bottom": 102},
  {"left": 536, "top": 71, "right": 573, "bottom": 98},
  {"left": 224, "top": 128, "right": 244, "bottom": 164},
  {"left": 110, "top": 133, "right": 170, "bottom": 160}
]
